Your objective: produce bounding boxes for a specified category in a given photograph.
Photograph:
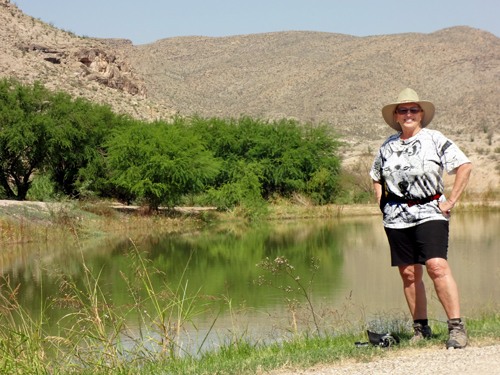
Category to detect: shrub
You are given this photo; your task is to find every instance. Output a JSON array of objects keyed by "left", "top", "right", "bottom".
[
  {"left": 106, "top": 121, "right": 220, "bottom": 209},
  {"left": 205, "top": 161, "right": 268, "bottom": 219},
  {"left": 26, "top": 172, "right": 57, "bottom": 202},
  {"left": 307, "top": 167, "right": 339, "bottom": 205},
  {"left": 188, "top": 116, "right": 343, "bottom": 204}
]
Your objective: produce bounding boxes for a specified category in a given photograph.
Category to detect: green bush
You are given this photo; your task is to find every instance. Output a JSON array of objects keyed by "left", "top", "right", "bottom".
[
  {"left": 307, "top": 166, "right": 340, "bottom": 205},
  {"left": 26, "top": 172, "right": 57, "bottom": 201},
  {"left": 205, "top": 161, "right": 268, "bottom": 219},
  {"left": 106, "top": 121, "right": 220, "bottom": 209},
  {"left": 188, "top": 116, "right": 343, "bottom": 204}
]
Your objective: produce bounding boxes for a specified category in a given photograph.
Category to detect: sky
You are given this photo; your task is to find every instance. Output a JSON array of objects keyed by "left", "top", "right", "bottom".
[{"left": 13, "top": 0, "right": 500, "bottom": 46}]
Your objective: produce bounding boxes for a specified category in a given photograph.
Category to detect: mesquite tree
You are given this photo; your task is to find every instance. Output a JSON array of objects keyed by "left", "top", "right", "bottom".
[
  {"left": 106, "top": 121, "right": 220, "bottom": 209},
  {"left": 0, "top": 79, "right": 53, "bottom": 200},
  {"left": 188, "top": 116, "right": 343, "bottom": 204},
  {"left": 46, "top": 91, "right": 127, "bottom": 196},
  {"left": 0, "top": 78, "right": 126, "bottom": 200}
]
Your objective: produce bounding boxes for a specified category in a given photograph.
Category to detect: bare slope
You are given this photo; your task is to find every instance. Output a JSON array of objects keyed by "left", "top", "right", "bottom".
[{"left": 122, "top": 28, "right": 500, "bottom": 141}]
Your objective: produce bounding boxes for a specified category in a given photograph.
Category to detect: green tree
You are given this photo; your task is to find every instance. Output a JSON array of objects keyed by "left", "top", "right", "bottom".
[
  {"left": 0, "top": 78, "right": 127, "bottom": 200},
  {"left": 106, "top": 121, "right": 220, "bottom": 209},
  {"left": 0, "top": 78, "right": 53, "bottom": 200},
  {"left": 46, "top": 92, "right": 127, "bottom": 197},
  {"left": 188, "top": 116, "right": 343, "bottom": 203}
]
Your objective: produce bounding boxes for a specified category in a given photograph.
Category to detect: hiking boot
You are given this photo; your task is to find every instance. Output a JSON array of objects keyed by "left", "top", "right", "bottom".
[
  {"left": 409, "top": 323, "right": 432, "bottom": 344},
  {"left": 446, "top": 319, "right": 468, "bottom": 349}
]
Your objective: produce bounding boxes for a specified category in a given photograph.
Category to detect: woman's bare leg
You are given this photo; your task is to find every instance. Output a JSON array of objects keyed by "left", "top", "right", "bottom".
[
  {"left": 398, "top": 264, "right": 427, "bottom": 320},
  {"left": 425, "top": 258, "right": 461, "bottom": 319}
]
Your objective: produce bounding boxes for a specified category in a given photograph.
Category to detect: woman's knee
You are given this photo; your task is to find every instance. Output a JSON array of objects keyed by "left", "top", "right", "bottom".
[
  {"left": 425, "top": 258, "right": 451, "bottom": 280},
  {"left": 398, "top": 264, "right": 423, "bottom": 285}
]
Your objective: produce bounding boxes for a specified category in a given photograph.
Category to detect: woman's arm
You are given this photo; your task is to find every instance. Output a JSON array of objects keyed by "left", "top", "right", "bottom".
[
  {"left": 373, "top": 180, "right": 383, "bottom": 205},
  {"left": 438, "top": 162, "right": 472, "bottom": 217}
]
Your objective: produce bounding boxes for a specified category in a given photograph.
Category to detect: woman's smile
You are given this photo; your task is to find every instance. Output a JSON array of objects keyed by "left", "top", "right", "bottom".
[{"left": 396, "top": 103, "right": 423, "bottom": 138}]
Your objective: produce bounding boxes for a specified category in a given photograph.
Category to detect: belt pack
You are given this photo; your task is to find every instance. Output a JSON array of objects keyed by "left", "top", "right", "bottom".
[{"left": 387, "top": 194, "right": 442, "bottom": 207}]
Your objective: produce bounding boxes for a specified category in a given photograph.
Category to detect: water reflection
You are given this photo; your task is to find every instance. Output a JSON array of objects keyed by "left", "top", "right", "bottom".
[{"left": 2, "top": 212, "right": 499, "bottom": 330}]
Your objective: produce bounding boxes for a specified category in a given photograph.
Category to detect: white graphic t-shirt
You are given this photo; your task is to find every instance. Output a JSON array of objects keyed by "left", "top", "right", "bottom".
[{"left": 370, "top": 128, "right": 470, "bottom": 229}]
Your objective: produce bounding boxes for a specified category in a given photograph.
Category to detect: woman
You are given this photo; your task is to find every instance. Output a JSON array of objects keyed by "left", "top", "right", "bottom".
[{"left": 370, "top": 88, "right": 472, "bottom": 349}]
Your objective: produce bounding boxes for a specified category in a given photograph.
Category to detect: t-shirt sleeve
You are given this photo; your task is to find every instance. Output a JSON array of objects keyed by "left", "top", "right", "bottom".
[
  {"left": 369, "top": 149, "right": 383, "bottom": 182},
  {"left": 434, "top": 132, "right": 470, "bottom": 175}
]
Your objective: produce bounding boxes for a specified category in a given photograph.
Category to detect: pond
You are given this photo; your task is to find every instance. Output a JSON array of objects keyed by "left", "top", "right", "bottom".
[{"left": 1, "top": 211, "right": 499, "bottom": 346}]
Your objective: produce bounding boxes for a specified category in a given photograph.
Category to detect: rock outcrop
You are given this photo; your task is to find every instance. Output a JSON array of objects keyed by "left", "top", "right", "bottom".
[
  {"left": 75, "top": 47, "right": 146, "bottom": 96},
  {"left": 14, "top": 42, "right": 146, "bottom": 97}
]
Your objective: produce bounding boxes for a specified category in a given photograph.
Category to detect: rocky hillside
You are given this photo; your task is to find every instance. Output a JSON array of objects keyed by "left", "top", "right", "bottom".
[
  {"left": 119, "top": 28, "right": 500, "bottom": 142},
  {"left": 0, "top": 0, "right": 175, "bottom": 121}
]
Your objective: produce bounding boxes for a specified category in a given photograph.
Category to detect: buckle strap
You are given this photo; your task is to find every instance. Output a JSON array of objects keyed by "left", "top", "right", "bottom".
[{"left": 407, "top": 194, "right": 442, "bottom": 207}]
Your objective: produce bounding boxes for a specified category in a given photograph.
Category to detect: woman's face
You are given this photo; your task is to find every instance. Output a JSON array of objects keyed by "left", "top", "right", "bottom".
[{"left": 395, "top": 103, "right": 424, "bottom": 133}]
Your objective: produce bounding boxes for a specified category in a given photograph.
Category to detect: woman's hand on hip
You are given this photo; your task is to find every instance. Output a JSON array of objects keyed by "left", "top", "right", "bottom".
[{"left": 438, "top": 201, "right": 453, "bottom": 217}]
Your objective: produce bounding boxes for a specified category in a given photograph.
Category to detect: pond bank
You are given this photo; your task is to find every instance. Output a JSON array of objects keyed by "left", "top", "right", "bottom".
[{"left": 0, "top": 198, "right": 499, "bottom": 245}]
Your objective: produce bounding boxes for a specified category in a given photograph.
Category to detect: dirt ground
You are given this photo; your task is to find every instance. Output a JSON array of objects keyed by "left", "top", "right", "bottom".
[{"left": 270, "top": 344, "right": 500, "bottom": 375}]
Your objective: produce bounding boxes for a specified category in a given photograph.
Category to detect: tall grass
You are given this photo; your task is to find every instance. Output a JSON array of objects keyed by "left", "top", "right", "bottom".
[
  {"left": 0, "top": 243, "right": 220, "bottom": 374},
  {"left": 0, "top": 276, "right": 56, "bottom": 374}
]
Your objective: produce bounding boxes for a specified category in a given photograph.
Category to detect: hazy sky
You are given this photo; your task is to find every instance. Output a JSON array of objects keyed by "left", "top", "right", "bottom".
[{"left": 13, "top": 0, "right": 500, "bottom": 45}]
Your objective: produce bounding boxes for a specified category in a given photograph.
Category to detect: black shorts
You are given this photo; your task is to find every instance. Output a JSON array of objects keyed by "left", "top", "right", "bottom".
[{"left": 384, "top": 220, "right": 449, "bottom": 267}]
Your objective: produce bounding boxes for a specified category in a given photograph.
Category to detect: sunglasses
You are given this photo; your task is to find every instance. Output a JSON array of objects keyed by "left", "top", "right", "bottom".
[{"left": 395, "top": 107, "right": 422, "bottom": 115}]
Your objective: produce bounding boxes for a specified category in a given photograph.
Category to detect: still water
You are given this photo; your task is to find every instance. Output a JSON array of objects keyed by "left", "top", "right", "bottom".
[{"left": 2, "top": 212, "right": 499, "bottom": 334}]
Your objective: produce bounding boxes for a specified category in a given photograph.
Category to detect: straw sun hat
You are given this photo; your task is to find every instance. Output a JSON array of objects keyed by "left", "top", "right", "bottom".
[{"left": 381, "top": 88, "right": 435, "bottom": 132}]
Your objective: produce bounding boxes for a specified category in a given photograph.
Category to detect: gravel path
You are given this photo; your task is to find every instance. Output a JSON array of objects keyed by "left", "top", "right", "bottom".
[{"left": 273, "top": 345, "right": 500, "bottom": 375}]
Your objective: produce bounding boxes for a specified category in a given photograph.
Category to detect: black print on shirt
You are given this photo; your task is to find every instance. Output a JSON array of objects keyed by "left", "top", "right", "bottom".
[
  {"left": 440, "top": 140, "right": 452, "bottom": 155},
  {"left": 381, "top": 140, "right": 437, "bottom": 199}
]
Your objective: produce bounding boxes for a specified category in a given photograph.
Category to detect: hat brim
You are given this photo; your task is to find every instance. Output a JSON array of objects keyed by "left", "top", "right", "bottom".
[{"left": 382, "top": 100, "right": 435, "bottom": 132}]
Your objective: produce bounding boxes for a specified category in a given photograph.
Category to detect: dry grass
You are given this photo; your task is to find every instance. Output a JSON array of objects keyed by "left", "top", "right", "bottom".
[{"left": 0, "top": 201, "right": 202, "bottom": 246}]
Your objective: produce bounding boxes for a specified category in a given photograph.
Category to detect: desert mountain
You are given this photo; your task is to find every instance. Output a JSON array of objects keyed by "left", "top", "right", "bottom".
[
  {"left": 1, "top": 0, "right": 499, "bottom": 192},
  {"left": 118, "top": 27, "right": 500, "bottom": 142}
]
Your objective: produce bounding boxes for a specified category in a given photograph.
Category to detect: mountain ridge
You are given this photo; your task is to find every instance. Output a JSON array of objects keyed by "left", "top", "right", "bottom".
[{"left": 115, "top": 26, "right": 500, "bottom": 146}]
